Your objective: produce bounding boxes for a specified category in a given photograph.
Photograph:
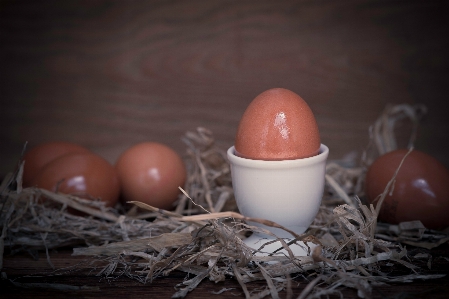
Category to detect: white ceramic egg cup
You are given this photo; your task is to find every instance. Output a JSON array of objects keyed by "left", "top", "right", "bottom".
[{"left": 227, "top": 144, "right": 329, "bottom": 257}]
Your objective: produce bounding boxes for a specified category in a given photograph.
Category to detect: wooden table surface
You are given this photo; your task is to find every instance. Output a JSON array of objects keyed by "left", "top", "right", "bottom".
[
  {"left": 1, "top": 0, "right": 449, "bottom": 298},
  {"left": 2, "top": 244, "right": 449, "bottom": 299}
]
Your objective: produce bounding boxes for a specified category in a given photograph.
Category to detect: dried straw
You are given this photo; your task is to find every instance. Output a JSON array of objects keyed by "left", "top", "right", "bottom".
[{"left": 1, "top": 107, "right": 448, "bottom": 298}]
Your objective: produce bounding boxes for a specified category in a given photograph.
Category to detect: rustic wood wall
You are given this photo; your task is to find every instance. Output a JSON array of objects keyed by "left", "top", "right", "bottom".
[{"left": 1, "top": 0, "right": 448, "bottom": 175}]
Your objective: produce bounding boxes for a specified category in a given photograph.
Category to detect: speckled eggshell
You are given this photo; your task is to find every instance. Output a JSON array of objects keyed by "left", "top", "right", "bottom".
[
  {"left": 235, "top": 88, "right": 321, "bottom": 160},
  {"left": 23, "top": 141, "right": 91, "bottom": 187},
  {"left": 115, "top": 142, "right": 187, "bottom": 210},
  {"left": 365, "top": 149, "right": 449, "bottom": 230},
  {"left": 30, "top": 152, "right": 120, "bottom": 207}
]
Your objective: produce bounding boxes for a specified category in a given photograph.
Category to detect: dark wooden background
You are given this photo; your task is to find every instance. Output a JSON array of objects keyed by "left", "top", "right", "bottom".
[
  {"left": 1, "top": 0, "right": 449, "bottom": 176},
  {"left": 1, "top": 1, "right": 449, "bottom": 298}
]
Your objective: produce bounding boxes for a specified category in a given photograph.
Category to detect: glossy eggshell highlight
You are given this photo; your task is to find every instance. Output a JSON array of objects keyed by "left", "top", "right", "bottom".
[
  {"left": 23, "top": 141, "right": 90, "bottom": 186},
  {"left": 235, "top": 88, "right": 320, "bottom": 160},
  {"left": 365, "top": 149, "right": 449, "bottom": 230},
  {"left": 115, "top": 142, "right": 187, "bottom": 210},
  {"left": 30, "top": 152, "right": 120, "bottom": 207}
]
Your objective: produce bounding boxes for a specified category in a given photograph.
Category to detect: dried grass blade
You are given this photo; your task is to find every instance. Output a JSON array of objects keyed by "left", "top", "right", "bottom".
[
  {"left": 213, "top": 190, "right": 231, "bottom": 213},
  {"left": 16, "top": 161, "right": 24, "bottom": 194},
  {"left": 38, "top": 189, "right": 118, "bottom": 222},
  {"left": 73, "top": 233, "right": 192, "bottom": 256},
  {"left": 182, "top": 211, "right": 305, "bottom": 242},
  {"left": 97, "top": 260, "right": 118, "bottom": 277},
  {"left": 0, "top": 197, "right": 16, "bottom": 270},
  {"left": 258, "top": 262, "right": 281, "bottom": 299},
  {"left": 0, "top": 172, "right": 14, "bottom": 194},
  {"left": 285, "top": 273, "right": 293, "bottom": 299},
  {"left": 195, "top": 153, "right": 216, "bottom": 213},
  {"left": 297, "top": 275, "right": 324, "bottom": 299},
  {"left": 249, "top": 286, "right": 284, "bottom": 299},
  {"left": 172, "top": 250, "right": 221, "bottom": 299},
  {"left": 374, "top": 147, "right": 413, "bottom": 216},
  {"left": 325, "top": 174, "right": 354, "bottom": 207},
  {"left": 40, "top": 232, "right": 54, "bottom": 269},
  {"left": 128, "top": 201, "right": 182, "bottom": 218},
  {"left": 122, "top": 250, "right": 156, "bottom": 262},
  {"left": 231, "top": 262, "right": 251, "bottom": 299}
]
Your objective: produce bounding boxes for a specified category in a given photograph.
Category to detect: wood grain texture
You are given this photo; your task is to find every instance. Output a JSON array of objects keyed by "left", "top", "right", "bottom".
[
  {"left": 1, "top": 0, "right": 448, "bottom": 175},
  {"left": 2, "top": 246, "right": 449, "bottom": 299}
]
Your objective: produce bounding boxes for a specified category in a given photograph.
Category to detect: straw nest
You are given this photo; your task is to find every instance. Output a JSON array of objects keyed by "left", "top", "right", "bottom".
[{"left": 1, "top": 104, "right": 447, "bottom": 298}]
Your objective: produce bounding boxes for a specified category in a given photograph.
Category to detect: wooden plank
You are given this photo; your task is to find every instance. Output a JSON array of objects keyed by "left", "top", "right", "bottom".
[
  {"left": 2, "top": 246, "right": 449, "bottom": 298},
  {"left": 1, "top": 0, "right": 448, "bottom": 175}
]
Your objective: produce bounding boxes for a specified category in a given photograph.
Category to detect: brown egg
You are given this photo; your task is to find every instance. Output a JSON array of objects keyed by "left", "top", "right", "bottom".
[
  {"left": 23, "top": 141, "right": 90, "bottom": 186},
  {"left": 115, "top": 142, "right": 187, "bottom": 210},
  {"left": 365, "top": 149, "right": 449, "bottom": 230},
  {"left": 235, "top": 88, "right": 320, "bottom": 160},
  {"left": 30, "top": 152, "right": 120, "bottom": 207}
]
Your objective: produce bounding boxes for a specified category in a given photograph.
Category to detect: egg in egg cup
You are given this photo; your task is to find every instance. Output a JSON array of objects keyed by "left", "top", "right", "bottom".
[{"left": 227, "top": 144, "right": 329, "bottom": 256}]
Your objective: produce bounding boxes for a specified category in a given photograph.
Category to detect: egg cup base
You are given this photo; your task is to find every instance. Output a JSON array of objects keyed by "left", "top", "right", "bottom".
[{"left": 243, "top": 233, "right": 316, "bottom": 257}]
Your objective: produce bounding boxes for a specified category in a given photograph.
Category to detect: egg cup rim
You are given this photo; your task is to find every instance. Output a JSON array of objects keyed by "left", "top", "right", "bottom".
[{"left": 227, "top": 144, "right": 329, "bottom": 169}]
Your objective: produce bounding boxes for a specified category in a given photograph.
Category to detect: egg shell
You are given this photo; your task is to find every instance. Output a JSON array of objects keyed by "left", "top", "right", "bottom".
[
  {"left": 365, "top": 149, "right": 449, "bottom": 230},
  {"left": 30, "top": 152, "right": 120, "bottom": 207},
  {"left": 23, "top": 141, "right": 90, "bottom": 186},
  {"left": 235, "top": 88, "right": 320, "bottom": 160},
  {"left": 115, "top": 142, "right": 187, "bottom": 210}
]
